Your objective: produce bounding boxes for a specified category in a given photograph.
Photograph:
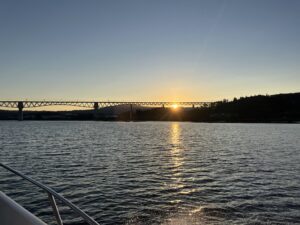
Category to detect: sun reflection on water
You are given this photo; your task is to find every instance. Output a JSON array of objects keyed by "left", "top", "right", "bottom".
[
  {"left": 168, "top": 122, "right": 202, "bottom": 204},
  {"left": 168, "top": 122, "right": 186, "bottom": 199},
  {"left": 170, "top": 122, "right": 183, "bottom": 171},
  {"left": 170, "top": 122, "right": 182, "bottom": 153}
]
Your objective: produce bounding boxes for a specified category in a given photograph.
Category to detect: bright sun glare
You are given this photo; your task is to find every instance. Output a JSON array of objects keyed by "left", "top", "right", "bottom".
[{"left": 172, "top": 104, "right": 178, "bottom": 109}]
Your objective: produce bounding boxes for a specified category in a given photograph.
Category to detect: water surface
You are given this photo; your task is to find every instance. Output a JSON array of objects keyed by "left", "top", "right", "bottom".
[{"left": 0, "top": 121, "right": 299, "bottom": 225}]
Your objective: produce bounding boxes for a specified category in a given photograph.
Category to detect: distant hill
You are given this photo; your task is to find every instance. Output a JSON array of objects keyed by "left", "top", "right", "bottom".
[
  {"left": 0, "top": 104, "right": 149, "bottom": 120},
  {"left": 206, "top": 92, "right": 300, "bottom": 122},
  {"left": 97, "top": 104, "right": 148, "bottom": 115}
]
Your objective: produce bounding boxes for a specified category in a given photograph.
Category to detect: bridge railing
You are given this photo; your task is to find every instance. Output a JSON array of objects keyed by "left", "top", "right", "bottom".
[{"left": 0, "top": 163, "right": 100, "bottom": 225}]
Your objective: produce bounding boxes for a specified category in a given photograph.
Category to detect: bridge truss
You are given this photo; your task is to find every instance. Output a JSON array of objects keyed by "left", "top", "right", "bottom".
[
  {"left": 0, "top": 101, "right": 213, "bottom": 120},
  {"left": 0, "top": 101, "right": 212, "bottom": 109}
]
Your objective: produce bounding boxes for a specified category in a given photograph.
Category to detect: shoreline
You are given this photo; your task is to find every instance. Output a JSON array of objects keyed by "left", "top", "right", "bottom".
[{"left": 0, "top": 119, "right": 299, "bottom": 124}]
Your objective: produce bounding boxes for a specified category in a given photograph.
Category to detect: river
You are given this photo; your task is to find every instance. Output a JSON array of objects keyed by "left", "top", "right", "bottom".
[{"left": 0, "top": 121, "right": 299, "bottom": 225}]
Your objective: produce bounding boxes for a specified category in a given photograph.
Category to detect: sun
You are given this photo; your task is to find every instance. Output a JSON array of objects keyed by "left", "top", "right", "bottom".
[{"left": 172, "top": 104, "right": 178, "bottom": 109}]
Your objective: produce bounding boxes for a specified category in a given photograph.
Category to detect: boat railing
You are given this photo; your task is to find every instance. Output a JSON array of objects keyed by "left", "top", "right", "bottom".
[{"left": 0, "top": 163, "right": 100, "bottom": 225}]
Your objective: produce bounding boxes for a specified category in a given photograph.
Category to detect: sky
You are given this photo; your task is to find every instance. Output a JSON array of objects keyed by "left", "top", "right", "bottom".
[{"left": 0, "top": 0, "right": 299, "bottom": 102}]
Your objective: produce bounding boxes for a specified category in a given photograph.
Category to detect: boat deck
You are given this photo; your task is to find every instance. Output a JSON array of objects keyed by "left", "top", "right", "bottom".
[{"left": 0, "top": 191, "right": 47, "bottom": 225}]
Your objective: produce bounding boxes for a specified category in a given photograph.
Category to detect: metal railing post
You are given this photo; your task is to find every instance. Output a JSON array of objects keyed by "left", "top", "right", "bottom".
[{"left": 48, "top": 193, "right": 63, "bottom": 225}]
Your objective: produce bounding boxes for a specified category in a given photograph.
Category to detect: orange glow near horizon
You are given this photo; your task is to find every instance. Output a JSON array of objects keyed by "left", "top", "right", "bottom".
[{"left": 172, "top": 104, "right": 179, "bottom": 110}]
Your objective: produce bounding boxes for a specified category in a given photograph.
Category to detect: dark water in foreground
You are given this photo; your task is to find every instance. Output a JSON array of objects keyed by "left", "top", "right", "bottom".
[{"left": 0, "top": 121, "right": 299, "bottom": 225}]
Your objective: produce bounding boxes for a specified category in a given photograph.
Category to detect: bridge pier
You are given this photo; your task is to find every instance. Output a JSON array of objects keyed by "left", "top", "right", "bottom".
[
  {"left": 93, "top": 102, "right": 99, "bottom": 120},
  {"left": 129, "top": 104, "right": 133, "bottom": 121},
  {"left": 192, "top": 104, "right": 195, "bottom": 109},
  {"left": 17, "top": 102, "right": 24, "bottom": 121}
]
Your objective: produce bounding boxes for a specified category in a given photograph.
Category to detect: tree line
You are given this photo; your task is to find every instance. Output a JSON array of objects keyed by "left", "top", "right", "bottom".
[{"left": 132, "top": 93, "right": 300, "bottom": 122}]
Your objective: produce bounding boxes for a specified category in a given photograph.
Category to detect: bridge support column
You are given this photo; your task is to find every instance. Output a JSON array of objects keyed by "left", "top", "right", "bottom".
[
  {"left": 162, "top": 104, "right": 165, "bottom": 108},
  {"left": 17, "top": 102, "right": 24, "bottom": 121},
  {"left": 129, "top": 104, "right": 133, "bottom": 121},
  {"left": 192, "top": 104, "right": 195, "bottom": 109},
  {"left": 93, "top": 102, "right": 99, "bottom": 120}
]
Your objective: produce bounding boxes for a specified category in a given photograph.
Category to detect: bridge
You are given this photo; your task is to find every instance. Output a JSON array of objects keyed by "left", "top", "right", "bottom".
[{"left": 0, "top": 101, "right": 212, "bottom": 120}]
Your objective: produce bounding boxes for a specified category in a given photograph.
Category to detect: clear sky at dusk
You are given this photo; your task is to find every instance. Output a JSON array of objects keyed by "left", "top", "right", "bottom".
[{"left": 0, "top": 0, "right": 299, "bottom": 101}]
